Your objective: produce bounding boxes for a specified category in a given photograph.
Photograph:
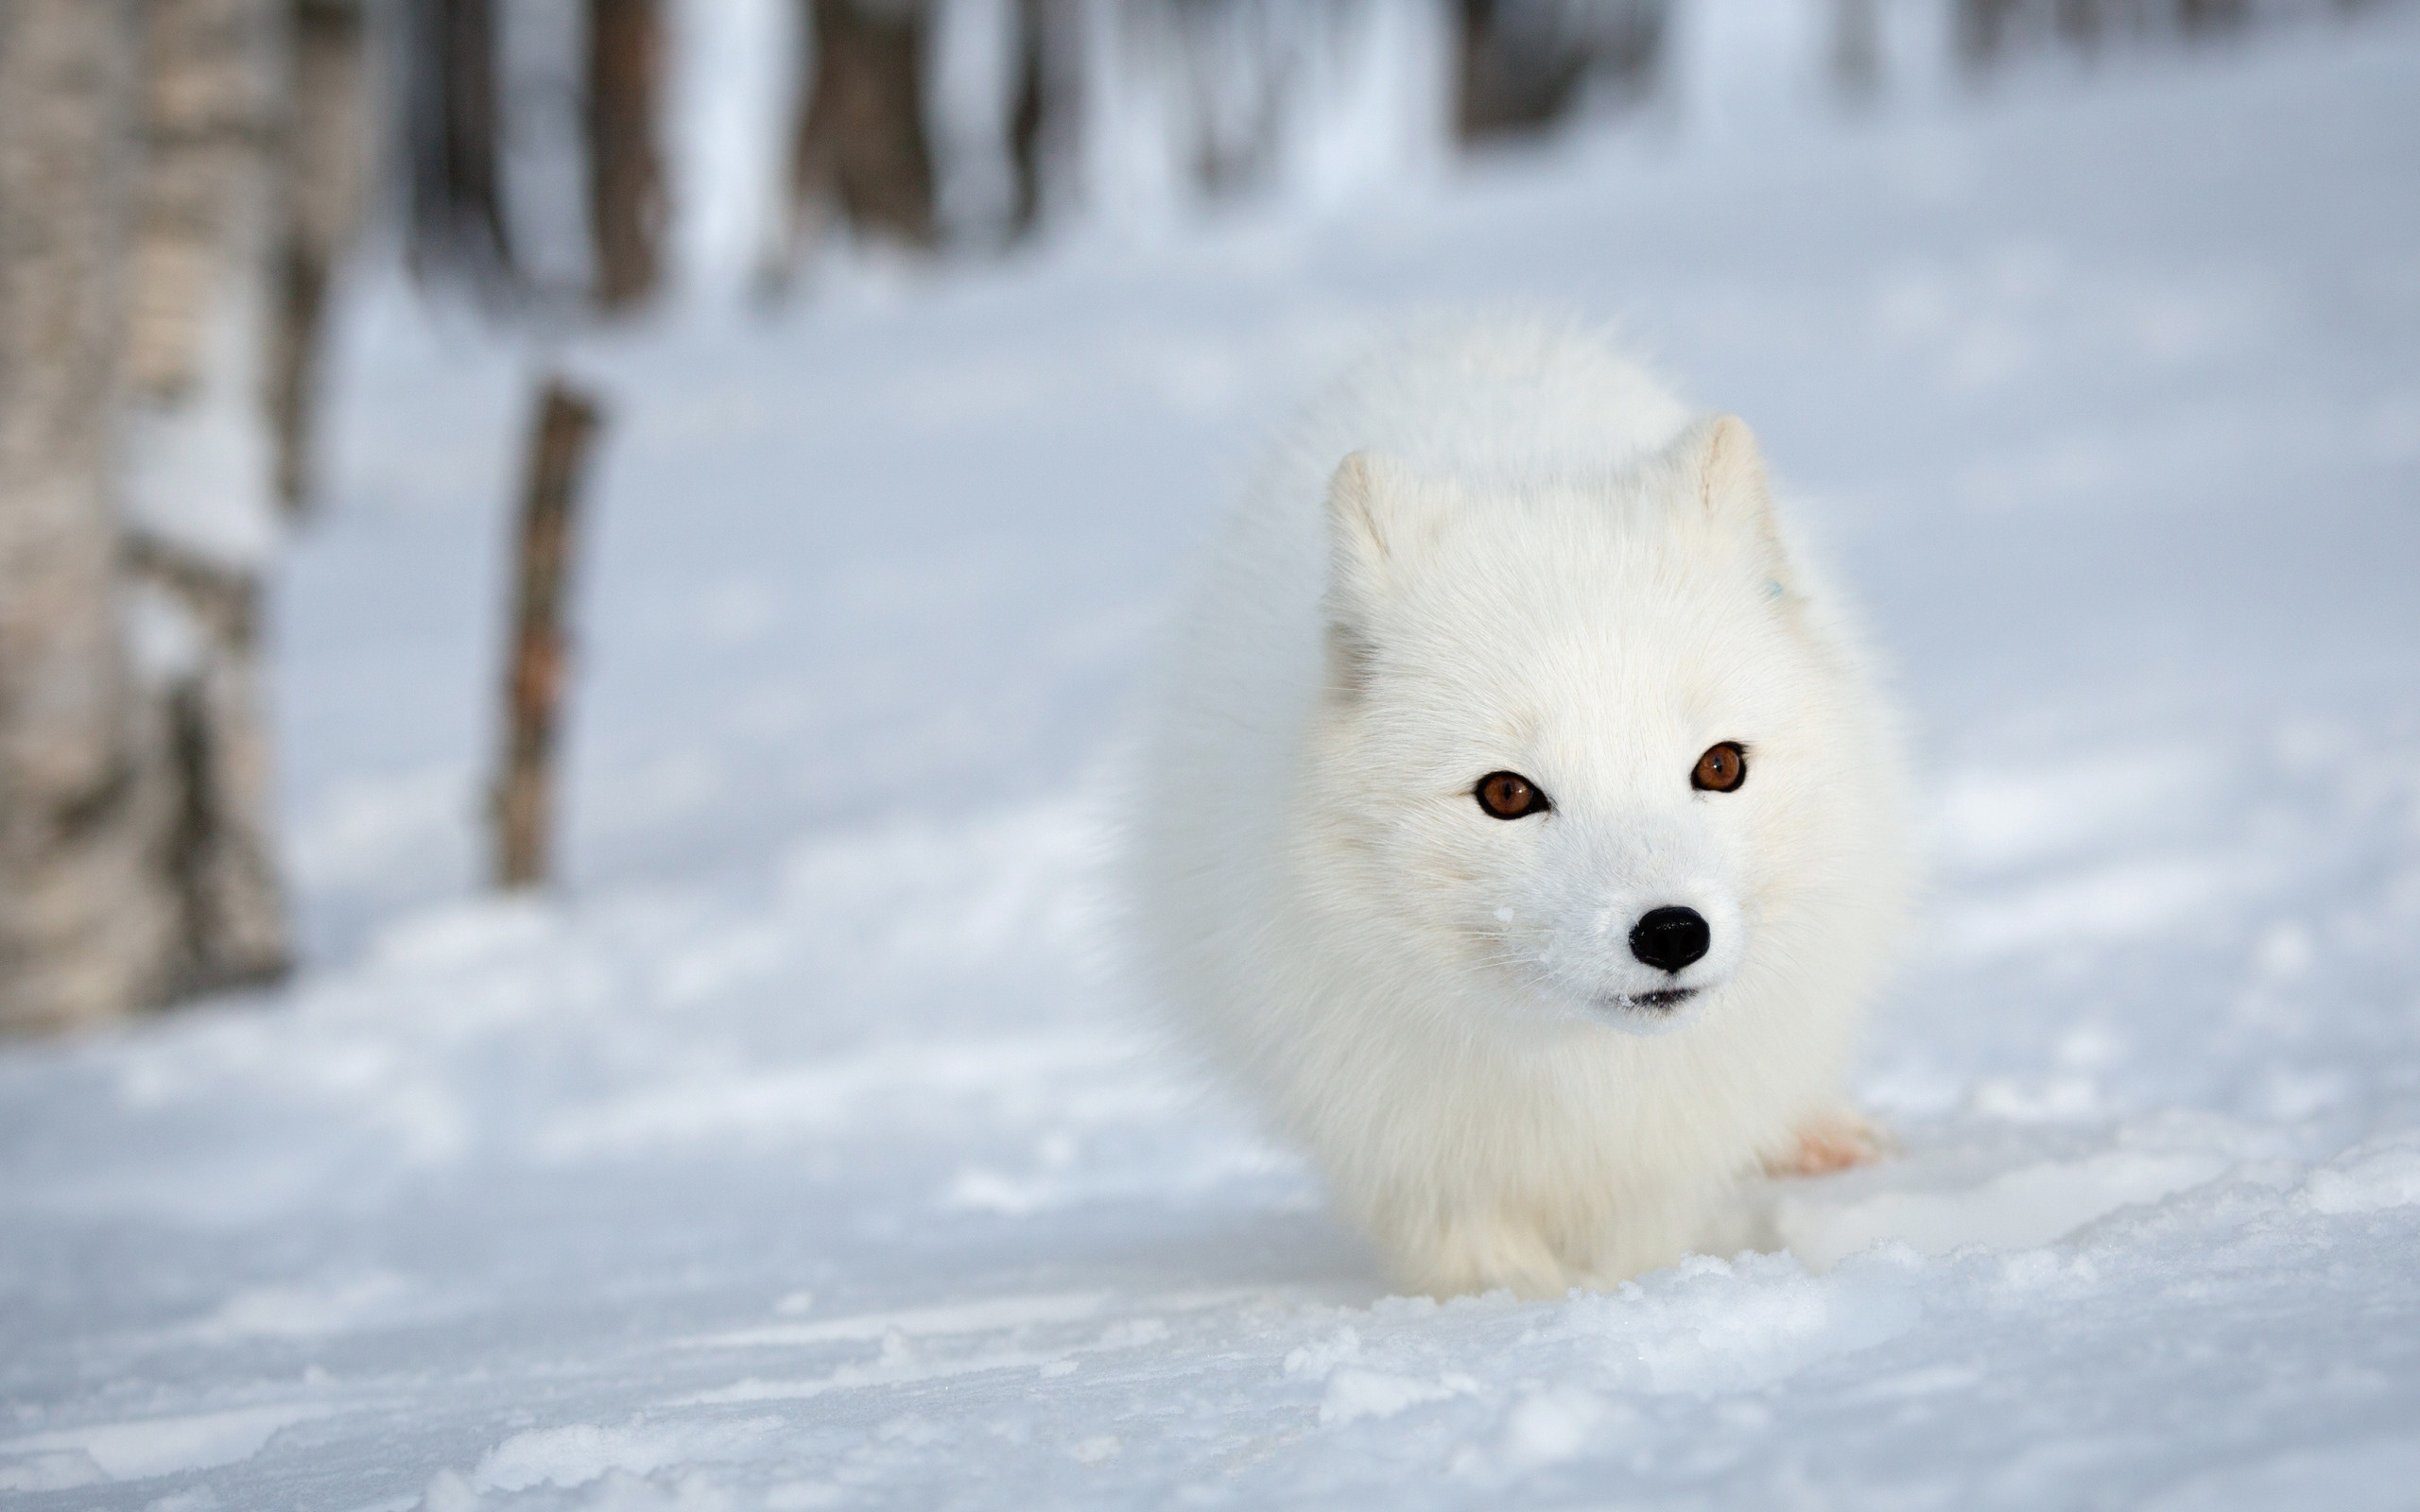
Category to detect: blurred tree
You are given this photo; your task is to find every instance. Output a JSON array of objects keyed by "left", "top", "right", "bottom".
[
  {"left": 0, "top": 0, "right": 368, "bottom": 1033},
  {"left": 1167, "top": 0, "right": 1293, "bottom": 196},
  {"left": 403, "top": 0, "right": 643, "bottom": 889},
  {"left": 1008, "top": 0, "right": 1078, "bottom": 239},
  {"left": 0, "top": 0, "right": 179, "bottom": 1036},
  {"left": 1457, "top": 0, "right": 1665, "bottom": 141},
  {"left": 1957, "top": 0, "right": 2248, "bottom": 70},
  {"left": 588, "top": 0, "right": 666, "bottom": 312},
  {"left": 271, "top": 0, "right": 372, "bottom": 514},
  {"left": 493, "top": 383, "right": 602, "bottom": 890},
  {"left": 405, "top": 0, "right": 512, "bottom": 298},
  {"left": 406, "top": 0, "right": 669, "bottom": 316},
  {"left": 769, "top": 0, "right": 939, "bottom": 285},
  {"left": 118, "top": 0, "right": 295, "bottom": 998}
]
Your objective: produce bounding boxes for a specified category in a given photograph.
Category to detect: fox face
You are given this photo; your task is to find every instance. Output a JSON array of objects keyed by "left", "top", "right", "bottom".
[{"left": 1303, "top": 418, "right": 1845, "bottom": 1038}]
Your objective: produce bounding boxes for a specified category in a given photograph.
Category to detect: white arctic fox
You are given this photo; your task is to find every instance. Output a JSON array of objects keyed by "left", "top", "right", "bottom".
[{"left": 1129, "top": 323, "right": 1914, "bottom": 1297}]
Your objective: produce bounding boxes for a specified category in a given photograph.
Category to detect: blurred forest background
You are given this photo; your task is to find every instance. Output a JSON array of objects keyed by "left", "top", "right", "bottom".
[{"left": 0, "top": 0, "right": 2382, "bottom": 1039}]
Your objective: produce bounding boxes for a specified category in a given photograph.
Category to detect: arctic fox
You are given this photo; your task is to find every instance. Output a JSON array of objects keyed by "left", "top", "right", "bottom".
[{"left": 1130, "top": 324, "right": 1914, "bottom": 1297}]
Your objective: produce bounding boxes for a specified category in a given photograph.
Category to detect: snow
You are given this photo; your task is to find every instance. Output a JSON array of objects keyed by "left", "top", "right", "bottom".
[
  {"left": 8, "top": 13, "right": 2420, "bottom": 1509},
  {"left": 121, "top": 266, "right": 285, "bottom": 573}
]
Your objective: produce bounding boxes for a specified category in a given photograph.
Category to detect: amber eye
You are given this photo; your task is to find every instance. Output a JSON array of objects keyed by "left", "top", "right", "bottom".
[
  {"left": 1475, "top": 770, "right": 1549, "bottom": 820},
  {"left": 1692, "top": 742, "right": 1748, "bottom": 793}
]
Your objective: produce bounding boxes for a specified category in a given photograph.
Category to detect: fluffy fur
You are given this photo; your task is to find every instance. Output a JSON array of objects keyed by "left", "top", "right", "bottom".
[{"left": 1129, "top": 323, "right": 1915, "bottom": 1297}]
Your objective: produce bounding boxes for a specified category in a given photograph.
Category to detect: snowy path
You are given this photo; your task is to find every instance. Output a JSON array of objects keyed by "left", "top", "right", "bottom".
[{"left": 6, "top": 21, "right": 2420, "bottom": 1510}]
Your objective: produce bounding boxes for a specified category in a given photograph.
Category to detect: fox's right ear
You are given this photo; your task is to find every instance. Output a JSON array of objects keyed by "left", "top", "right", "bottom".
[
  {"left": 1324, "top": 450, "right": 1399, "bottom": 578},
  {"left": 1322, "top": 450, "right": 1414, "bottom": 700},
  {"left": 1669, "top": 414, "right": 1795, "bottom": 599}
]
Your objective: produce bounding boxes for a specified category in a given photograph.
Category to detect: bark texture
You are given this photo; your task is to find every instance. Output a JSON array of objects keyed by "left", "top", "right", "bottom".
[
  {"left": 119, "top": 0, "right": 294, "bottom": 999},
  {"left": 0, "top": 0, "right": 178, "bottom": 1035},
  {"left": 587, "top": 0, "right": 666, "bottom": 313},
  {"left": 493, "top": 381, "right": 601, "bottom": 891}
]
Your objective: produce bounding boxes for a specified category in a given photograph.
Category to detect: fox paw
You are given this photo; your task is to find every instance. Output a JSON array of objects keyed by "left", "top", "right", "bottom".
[
  {"left": 1395, "top": 1211, "right": 1574, "bottom": 1300},
  {"left": 1765, "top": 1108, "right": 1893, "bottom": 1177}
]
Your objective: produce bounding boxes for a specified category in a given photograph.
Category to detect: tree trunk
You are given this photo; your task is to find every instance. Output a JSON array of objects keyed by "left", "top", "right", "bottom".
[
  {"left": 1006, "top": 0, "right": 1054, "bottom": 238},
  {"left": 0, "top": 0, "right": 179, "bottom": 1035},
  {"left": 778, "top": 0, "right": 939, "bottom": 275},
  {"left": 270, "top": 0, "right": 371, "bottom": 515},
  {"left": 405, "top": 0, "right": 513, "bottom": 294},
  {"left": 492, "top": 380, "right": 601, "bottom": 891},
  {"left": 1165, "top": 0, "right": 1294, "bottom": 198},
  {"left": 1455, "top": 0, "right": 1664, "bottom": 143},
  {"left": 587, "top": 0, "right": 666, "bottom": 313},
  {"left": 119, "top": 0, "right": 294, "bottom": 998},
  {"left": 1456, "top": 0, "right": 1590, "bottom": 142}
]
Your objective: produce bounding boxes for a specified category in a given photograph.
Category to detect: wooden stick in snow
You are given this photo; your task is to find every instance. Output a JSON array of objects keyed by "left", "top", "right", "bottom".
[{"left": 493, "top": 378, "right": 601, "bottom": 890}]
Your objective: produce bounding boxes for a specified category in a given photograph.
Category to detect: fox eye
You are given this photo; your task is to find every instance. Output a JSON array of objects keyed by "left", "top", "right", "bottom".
[
  {"left": 1692, "top": 742, "right": 1748, "bottom": 793},
  {"left": 1476, "top": 771, "right": 1549, "bottom": 819}
]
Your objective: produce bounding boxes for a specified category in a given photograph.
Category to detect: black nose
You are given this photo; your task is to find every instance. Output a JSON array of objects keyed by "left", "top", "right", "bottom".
[{"left": 1629, "top": 906, "right": 1710, "bottom": 973}]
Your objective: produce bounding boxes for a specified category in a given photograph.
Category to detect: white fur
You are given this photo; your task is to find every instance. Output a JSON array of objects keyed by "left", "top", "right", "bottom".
[{"left": 1128, "top": 322, "right": 1915, "bottom": 1297}]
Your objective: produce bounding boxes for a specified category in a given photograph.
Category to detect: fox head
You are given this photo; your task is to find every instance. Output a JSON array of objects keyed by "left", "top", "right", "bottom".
[{"left": 1300, "top": 417, "right": 1894, "bottom": 1039}]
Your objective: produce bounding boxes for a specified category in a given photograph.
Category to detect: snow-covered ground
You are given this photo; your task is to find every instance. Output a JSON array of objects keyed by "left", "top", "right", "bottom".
[{"left": 8, "top": 16, "right": 2420, "bottom": 1509}]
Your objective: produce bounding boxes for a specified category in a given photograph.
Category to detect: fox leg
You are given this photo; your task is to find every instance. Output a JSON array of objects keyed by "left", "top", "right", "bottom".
[
  {"left": 1382, "top": 1204, "right": 1575, "bottom": 1300},
  {"left": 1764, "top": 1105, "right": 1893, "bottom": 1177}
]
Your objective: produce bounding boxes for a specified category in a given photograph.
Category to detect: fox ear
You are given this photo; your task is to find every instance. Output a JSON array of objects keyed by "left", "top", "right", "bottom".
[
  {"left": 1325, "top": 449, "right": 1404, "bottom": 570},
  {"left": 1694, "top": 414, "right": 1769, "bottom": 515},
  {"left": 1323, "top": 448, "right": 1424, "bottom": 601},
  {"left": 1675, "top": 414, "right": 1793, "bottom": 598},
  {"left": 1322, "top": 450, "right": 1416, "bottom": 699}
]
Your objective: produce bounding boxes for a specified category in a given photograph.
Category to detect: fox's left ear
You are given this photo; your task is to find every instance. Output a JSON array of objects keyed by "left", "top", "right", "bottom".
[{"left": 1673, "top": 414, "right": 1794, "bottom": 600}]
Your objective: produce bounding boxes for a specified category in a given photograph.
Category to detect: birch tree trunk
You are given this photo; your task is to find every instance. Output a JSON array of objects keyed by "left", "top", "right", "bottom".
[
  {"left": 0, "top": 0, "right": 180, "bottom": 1035},
  {"left": 119, "top": 0, "right": 293, "bottom": 997}
]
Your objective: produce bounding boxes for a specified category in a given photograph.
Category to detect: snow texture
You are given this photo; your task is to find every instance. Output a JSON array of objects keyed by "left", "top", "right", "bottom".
[{"left": 6, "top": 15, "right": 2420, "bottom": 1510}]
